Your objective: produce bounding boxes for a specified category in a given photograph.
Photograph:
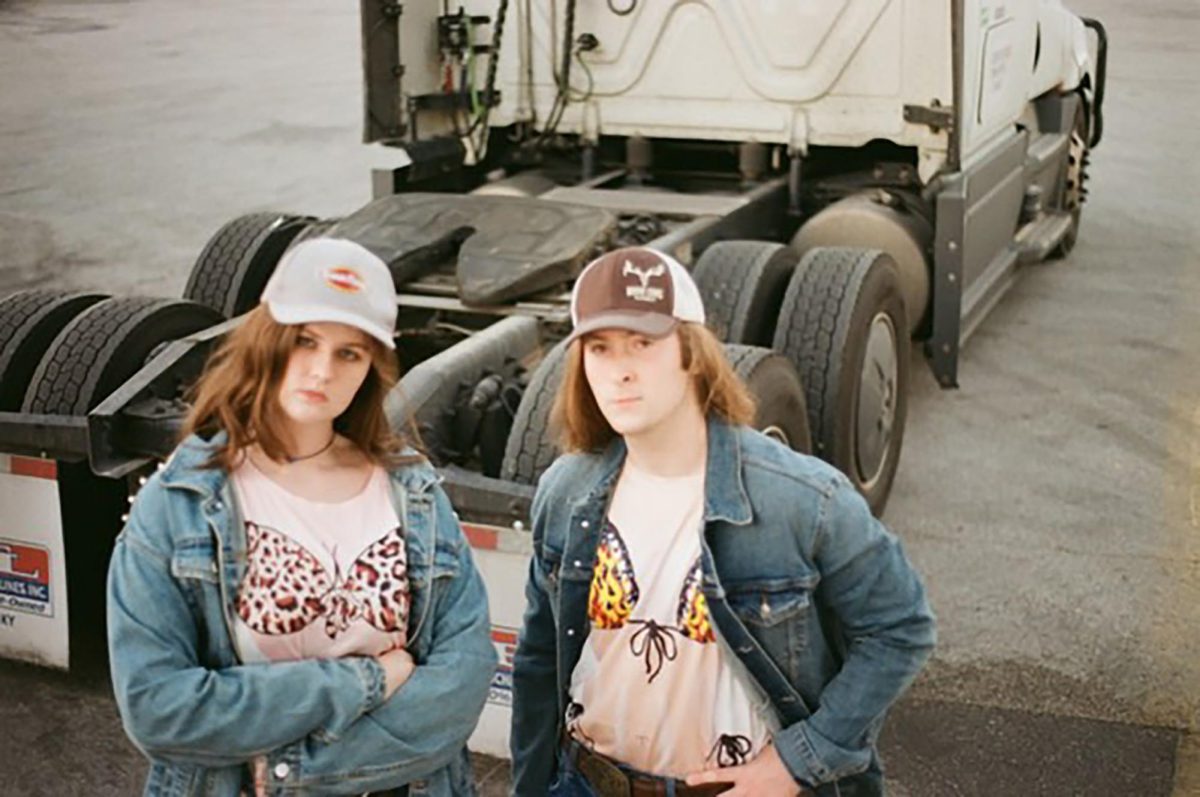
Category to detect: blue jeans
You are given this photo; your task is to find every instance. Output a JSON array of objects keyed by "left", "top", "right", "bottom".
[{"left": 548, "top": 749, "right": 597, "bottom": 797}]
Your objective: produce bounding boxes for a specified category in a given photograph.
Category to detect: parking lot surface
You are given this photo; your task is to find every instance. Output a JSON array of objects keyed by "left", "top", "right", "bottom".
[{"left": 1, "top": 0, "right": 1197, "bottom": 794}]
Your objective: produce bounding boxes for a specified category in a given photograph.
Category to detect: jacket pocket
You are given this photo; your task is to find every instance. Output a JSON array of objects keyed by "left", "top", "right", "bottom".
[
  {"left": 727, "top": 581, "right": 812, "bottom": 628},
  {"left": 407, "top": 747, "right": 474, "bottom": 796},
  {"left": 537, "top": 548, "right": 565, "bottom": 616},
  {"left": 408, "top": 537, "right": 462, "bottom": 584},
  {"left": 433, "top": 538, "right": 462, "bottom": 579},
  {"left": 167, "top": 535, "right": 236, "bottom": 668},
  {"left": 169, "top": 536, "right": 219, "bottom": 584},
  {"left": 725, "top": 579, "right": 814, "bottom": 682}
]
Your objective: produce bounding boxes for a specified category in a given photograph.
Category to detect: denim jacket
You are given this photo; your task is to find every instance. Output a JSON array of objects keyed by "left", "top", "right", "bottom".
[
  {"left": 107, "top": 433, "right": 497, "bottom": 796},
  {"left": 510, "top": 418, "right": 936, "bottom": 795}
]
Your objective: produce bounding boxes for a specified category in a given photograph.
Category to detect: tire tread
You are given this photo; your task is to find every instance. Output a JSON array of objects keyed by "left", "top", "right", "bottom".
[
  {"left": 500, "top": 342, "right": 568, "bottom": 485},
  {"left": 774, "top": 248, "right": 878, "bottom": 451}
]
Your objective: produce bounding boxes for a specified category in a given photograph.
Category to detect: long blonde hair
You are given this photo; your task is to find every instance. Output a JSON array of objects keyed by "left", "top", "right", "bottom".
[
  {"left": 180, "top": 306, "right": 411, "bottom": 470},
  {"left": 552, "top": 323, "right": 756, "bottom": 453}
]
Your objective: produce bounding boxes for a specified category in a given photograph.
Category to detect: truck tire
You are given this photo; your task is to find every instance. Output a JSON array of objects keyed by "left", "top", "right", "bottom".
[
  {"left": 723, "top": 344, "right": 812, "bottom": 454},
  {"left": 0, "top": 290, "right": 107, "bottom": 410},
  {"left": 184, "top": 212, "right": 311, "bottom": 317},
  {"left": 773, "top": 248, "right": 908, "bottom": 515},
  {"left": 23, "top": 297, "right": 222, "bottom": 415},
  {"left": 692, "top": 242, "right": 797, "bottom": 346},
  {"left": 500, "top": 341, "right": 569, "bottom": 486}
]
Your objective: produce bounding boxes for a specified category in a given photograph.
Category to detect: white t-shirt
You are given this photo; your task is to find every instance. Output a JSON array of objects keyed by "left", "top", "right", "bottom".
[
  {"left": 229, "top": 459, "right": 410, "bottom": 663},
  {"left": 568, "top": 458, "right": 773, "bottom": 778}
]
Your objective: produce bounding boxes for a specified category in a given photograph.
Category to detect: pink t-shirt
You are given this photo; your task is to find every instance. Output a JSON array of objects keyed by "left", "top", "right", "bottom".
[
  {"left": 568, "top": 459, "right": 774, "bottom": 778},
  {"left": 229, "top": 459, "right": 410, "bottom": 663}
]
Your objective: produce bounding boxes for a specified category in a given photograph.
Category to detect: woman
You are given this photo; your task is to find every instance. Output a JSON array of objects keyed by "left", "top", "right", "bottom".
[{"left": 107, "top": 237, "right": 496, "bottom": 797}]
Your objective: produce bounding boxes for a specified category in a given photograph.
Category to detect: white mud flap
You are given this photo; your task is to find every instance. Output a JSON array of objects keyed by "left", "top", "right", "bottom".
[
  {"left": 0, "top": 454, "right": 70, "bottom": 669},
  {"left": 463, "top": 522, "right": 533, "bottom": 759}
]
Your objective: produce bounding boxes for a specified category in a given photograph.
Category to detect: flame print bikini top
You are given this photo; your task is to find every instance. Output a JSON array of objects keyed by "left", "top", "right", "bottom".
[{"left": 566, "top": 462, "right": 772, "bottom": 778}]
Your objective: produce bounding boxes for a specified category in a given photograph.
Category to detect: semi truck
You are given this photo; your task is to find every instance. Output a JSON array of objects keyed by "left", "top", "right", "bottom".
[{"left": 0, "top": 0, "right": 1105, "bottom": 758}]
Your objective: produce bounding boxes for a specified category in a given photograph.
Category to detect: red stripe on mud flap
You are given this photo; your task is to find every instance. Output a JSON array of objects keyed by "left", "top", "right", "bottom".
[
  {"left": 491, "top": 628, "right": 518, "bottom": 645},
  {"left": 462, "top": 523, "right": 499, "bottom": 550},
  {"left": 10, "top": 457, "right": 57, "bottom": 480}
]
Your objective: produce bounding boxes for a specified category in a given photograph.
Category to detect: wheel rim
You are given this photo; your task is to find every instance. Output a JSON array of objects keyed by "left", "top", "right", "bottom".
[
  {"left": 1063, "top": 128, "right": 1087, "bottom": 213},
  {"left": 855, "top": 311, "right": 898, "bottom": 490},
  {"left": 760, "top": 423, "right": 791, "bottom": 448}
]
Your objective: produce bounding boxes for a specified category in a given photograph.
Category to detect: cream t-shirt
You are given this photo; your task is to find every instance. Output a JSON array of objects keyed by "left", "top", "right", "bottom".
[
  {"left": 568, "top": 459, "right": 773, "bottom": 778},
  {"left": 229, "top": 459, "right": 410, "bottom": 663}
]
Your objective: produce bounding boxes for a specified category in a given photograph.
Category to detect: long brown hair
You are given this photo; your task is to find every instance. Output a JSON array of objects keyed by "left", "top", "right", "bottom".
[
  {"left": 552, "top": 322, "right": 756, "bottom": 453},
  {"left": 180, "top": 306, "right": 411, "bottom": 470}
]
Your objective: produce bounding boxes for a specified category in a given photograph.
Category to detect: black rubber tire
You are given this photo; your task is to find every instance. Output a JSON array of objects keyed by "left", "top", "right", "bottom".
[
  {"left": 184, "top": 212, "right": 312, "bottom": 317},
  {"left": 723, "top": 344, "right": 812, "bottom": 454},
  {"left": 23, "top": 297, "right": 223, "bottom": 415},
  {"left": 692, "top": 242, "right": 797, "bottom": 346},
  {"left": 772, "top": 248, "right": 908, "bottom": 515},
  {"left": 0, "top": 290, "right": 107, "bottom": 410},
  {"left": 500, "top": 340, "right": 569, "bottom": 486}
]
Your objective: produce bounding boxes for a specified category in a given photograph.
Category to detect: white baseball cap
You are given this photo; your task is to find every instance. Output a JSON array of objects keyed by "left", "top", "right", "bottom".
[
  {"left": 567, "top": 247, "right": 706, "bottom": 344},
  {"left": 261, "top": 237, "right": 398, "bottom": 349}
]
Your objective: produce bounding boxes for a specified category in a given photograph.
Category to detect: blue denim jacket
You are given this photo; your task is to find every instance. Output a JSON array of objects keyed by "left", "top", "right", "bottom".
[
  {"left": 107, "top": 433, "right": 497, "bottom": 796},
  {"left": 510, "top": 418, "right": 935, "bottom": 795}
]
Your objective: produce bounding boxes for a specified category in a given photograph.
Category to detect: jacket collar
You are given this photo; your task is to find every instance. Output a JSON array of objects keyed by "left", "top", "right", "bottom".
[
  {"left": 587, "top": 416, "right": 753, "bottom": 526},
  {"left": 702, "top": 416, "right": 753, "bottom": 525},
  {"left": 158, "top": 432, "right": 230, "bottom": 499},
  {"left": 158, "top": 431, "right": 439, "bottom": 497}
]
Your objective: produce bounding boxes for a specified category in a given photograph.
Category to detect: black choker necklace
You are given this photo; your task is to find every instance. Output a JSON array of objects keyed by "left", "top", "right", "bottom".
[{"left": 285, "top": 433, "right": 337, "bottom": 464}]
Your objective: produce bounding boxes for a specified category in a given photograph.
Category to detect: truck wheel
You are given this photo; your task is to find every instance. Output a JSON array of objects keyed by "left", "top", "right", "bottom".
[
  {"left": 500, "top": 341, "right": 568, "bottom": 485},
  {"left": 773, "top": 248, "right": 908, "bottom": 515},
  {"left": 723, "top": 344, "right": 812, "bottom": 454},
  {"left": 0, "top": 290, "right": 107, "bottom": 410},
  {"left": 184, "top": 212, "right": 311, "bottom": 317},
  {"left": 692, "top": 242, "right": 797, "bottom": 346},
  {"left": 1050, "top": 99, "right": 1090, "bottom": 259},
  {"left": 22, "top": 297, "right": 222, "bottom": 415}
]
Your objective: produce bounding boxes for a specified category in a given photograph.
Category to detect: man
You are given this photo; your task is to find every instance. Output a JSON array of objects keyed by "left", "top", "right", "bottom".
[{"left": 511, "top": 246, "right": 935, "bottom": 796}]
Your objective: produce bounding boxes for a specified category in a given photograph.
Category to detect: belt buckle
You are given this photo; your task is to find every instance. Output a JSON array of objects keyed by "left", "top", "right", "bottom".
[{"left": 577, "top": 750, "right": 632, "bottom": 797}]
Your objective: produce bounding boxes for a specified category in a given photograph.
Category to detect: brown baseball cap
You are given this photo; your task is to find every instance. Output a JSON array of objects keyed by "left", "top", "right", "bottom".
[{"left": 567, "top": 247, "right": 706, "bottom": 344}]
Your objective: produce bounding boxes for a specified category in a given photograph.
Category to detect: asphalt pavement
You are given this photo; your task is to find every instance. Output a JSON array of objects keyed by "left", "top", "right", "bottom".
[{"left": 0, "top": 0, "right": 1197, "bottom": 794}]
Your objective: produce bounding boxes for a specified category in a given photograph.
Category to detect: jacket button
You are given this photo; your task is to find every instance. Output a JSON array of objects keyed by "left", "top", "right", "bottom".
[
  {"left": 573, "top": 560, "right": 583, "bottom": 568},
  {"left": 274, "top": 762, "right": 290, "bottom": 779},
  {"left": 567, "top": 628, "right": 575, "bottom": 636},
  {"left": 581, "top": 520, "right": 590, "bottom": 529}
]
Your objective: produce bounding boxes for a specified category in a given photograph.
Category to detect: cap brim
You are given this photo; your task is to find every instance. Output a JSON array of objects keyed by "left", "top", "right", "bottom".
[
  {"left": 565, "top": 311, "right": 678, "bottom": 345},
  {"left": 266, "top": 301, "right": 396, "bottom": 349}
]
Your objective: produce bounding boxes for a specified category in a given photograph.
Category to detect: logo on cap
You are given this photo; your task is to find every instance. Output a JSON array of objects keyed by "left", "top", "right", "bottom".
[
  {"left": 324, "top": 266, "right": 365, "bottom": 294},
  {"left": 622, "top": 260, "right": 666, "bottom": 303}
]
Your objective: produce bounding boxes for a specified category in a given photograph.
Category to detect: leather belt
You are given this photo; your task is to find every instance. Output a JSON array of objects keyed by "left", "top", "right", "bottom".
[{"left": 565, "top": 739, "right": 732, "bottom": 797}]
